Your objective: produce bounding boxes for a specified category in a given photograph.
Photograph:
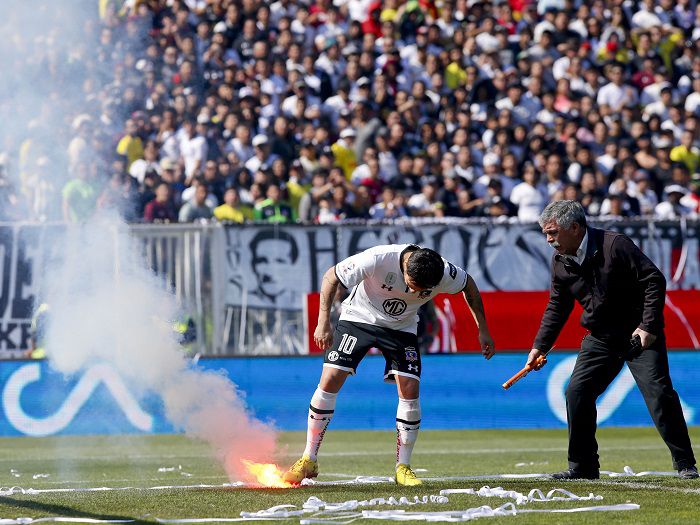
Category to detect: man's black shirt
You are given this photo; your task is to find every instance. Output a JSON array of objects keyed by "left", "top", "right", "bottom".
[{"left": 534, "top": 227, "right": 666, "bottom": 350}]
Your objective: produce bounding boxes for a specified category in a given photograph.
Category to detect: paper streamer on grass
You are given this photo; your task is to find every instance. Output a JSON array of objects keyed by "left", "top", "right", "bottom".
[
  {"left": 0, "top": 492, "right": 640, "bottom": 524},
  {"left": 600, "top": 466, "right": 678, "bottom": 477},
  {"left": 240, "top": 494, "right": 450, "bottom": 518},
  {"left": 439, "top": 486, "right": 602, "bottom": 505}
]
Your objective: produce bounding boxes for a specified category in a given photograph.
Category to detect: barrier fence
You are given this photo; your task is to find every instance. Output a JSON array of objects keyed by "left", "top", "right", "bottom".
[{"left": 0, "top": 219, "right": 698, "bottom": 357}]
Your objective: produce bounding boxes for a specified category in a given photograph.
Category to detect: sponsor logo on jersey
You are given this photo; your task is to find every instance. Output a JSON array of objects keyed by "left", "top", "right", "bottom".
[
  {"left": 448, "top": 263, "right": 457, "bottom": 280},
  {"left": 408, "top": 364, "right": 419, "bottom": 373},
  {"left": 382, "top": 298, "right": 407, "bottom": 316},
  {"left": 405, "top": 347, "right": 418, "bottom": 362},
  {"left": 327, "top": 351, "right": 340, "bottom": 362}
]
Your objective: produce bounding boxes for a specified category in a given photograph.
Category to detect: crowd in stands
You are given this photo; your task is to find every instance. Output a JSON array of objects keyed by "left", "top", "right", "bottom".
[{"left": 2, "top": 0, "right": 700, "bottom": 224}]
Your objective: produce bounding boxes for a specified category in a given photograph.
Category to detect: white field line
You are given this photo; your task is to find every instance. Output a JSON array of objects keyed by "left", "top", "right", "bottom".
[
  {"left": 597, "top": 480, "right": 700, "bottom": 496},
  {"left": 14, "top": 472, "right": 684, "bottom": 492},
  {"left": 35, "top": 475, "right": 231, "bottom": 485},
  {"left": 30, "top": 473, "right": 376, "bottom": 486},
  {"left": 0, "top": 443, "right": 670, "bottom": 463}
]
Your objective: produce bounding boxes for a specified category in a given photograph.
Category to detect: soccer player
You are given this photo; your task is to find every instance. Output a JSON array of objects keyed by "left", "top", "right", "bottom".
[{"left": 283, "top": 244, "right": 495, "bottom": 486}]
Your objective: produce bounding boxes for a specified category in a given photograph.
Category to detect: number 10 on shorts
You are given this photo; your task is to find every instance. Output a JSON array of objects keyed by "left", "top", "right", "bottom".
[{"left": 339, "top": 334, "right": 358, "bottom": 354}]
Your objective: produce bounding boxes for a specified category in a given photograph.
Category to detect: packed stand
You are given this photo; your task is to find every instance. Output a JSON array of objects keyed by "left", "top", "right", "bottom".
[{"left": 3, "top": 0, "right": 700, "bottom": 224}]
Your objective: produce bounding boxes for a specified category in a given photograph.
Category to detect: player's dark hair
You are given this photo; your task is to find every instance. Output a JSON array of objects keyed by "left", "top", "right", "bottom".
[{"left": 406, "top": 248, "right": 444, "bottom": 288}]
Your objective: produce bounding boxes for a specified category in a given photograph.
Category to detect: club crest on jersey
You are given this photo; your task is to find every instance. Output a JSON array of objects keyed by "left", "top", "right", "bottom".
[
  {"left": 327, "top": 351, "right": 339, "bottom": 362},
  {"left": 405, "top": 347, "right": 418, "bottom": 362},
  {"left": 382, "top": 298, "right": 407, "bottom": 316}
]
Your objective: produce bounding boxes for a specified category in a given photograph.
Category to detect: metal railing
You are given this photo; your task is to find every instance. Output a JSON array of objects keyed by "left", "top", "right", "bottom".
[{"left": 1, "top": 218, "right": 698, "bottom": 357}]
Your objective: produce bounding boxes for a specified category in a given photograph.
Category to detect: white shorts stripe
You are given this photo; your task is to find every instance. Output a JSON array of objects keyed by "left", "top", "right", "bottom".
[
  {"left": 323, "top": 363, "right": 356, "bottom": 375},
  {"left": 384, "top": 369, "right": 420, "bottom": 383}
]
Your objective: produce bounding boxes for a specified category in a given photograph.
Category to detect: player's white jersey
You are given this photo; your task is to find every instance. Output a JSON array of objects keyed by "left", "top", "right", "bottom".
[{"left": 334, "top": 244, "right": 468, "bottom": 334}]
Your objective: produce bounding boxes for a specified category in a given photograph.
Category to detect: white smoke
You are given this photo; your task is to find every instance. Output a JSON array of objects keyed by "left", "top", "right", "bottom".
[
  {"left": 1, "top": 0, "right": 279, "bottom": 481},
  {"left": 45, "top": 214, "right": 278, "bottom": 480}
]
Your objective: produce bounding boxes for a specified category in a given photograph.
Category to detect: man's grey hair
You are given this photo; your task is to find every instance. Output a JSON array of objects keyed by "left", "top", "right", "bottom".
[{"left": 538, "top": 200, "right": 587, "bottom": 229}]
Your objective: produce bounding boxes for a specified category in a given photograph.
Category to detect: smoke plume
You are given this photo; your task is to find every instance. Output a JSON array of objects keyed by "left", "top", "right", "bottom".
[{"left": 1, "top": 1, "right": 279, "bottom": 481}]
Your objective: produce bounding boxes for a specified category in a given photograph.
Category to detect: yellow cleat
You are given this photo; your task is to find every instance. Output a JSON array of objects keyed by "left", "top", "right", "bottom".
[
  {"left": 395, "top": 464, "right": 422, "bottom": 486},
  {"left": 282, "top": 455, "right": 319, "bottom": 484}
]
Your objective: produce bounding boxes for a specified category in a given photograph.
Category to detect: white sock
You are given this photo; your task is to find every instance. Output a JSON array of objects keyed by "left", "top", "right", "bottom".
[
  {"left": 303, "top": 387, "right": 337, "bottom": 461},
  {"left": 396, "top": 398, "right": 421, "bottom": 466}
]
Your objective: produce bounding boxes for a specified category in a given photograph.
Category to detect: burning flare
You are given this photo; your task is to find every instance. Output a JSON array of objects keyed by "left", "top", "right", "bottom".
[{"left": 241, "top": 459, "right": 292, "bottom": 488}]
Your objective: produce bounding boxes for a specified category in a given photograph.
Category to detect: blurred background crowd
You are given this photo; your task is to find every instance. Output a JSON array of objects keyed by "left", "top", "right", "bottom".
[{"left": 1, "top": 0, "right": 699, "bottom": 225}]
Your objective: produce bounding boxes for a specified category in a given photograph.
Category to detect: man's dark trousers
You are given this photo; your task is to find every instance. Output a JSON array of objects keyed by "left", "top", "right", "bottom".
[{"left": 566, "top": 334, "right": 695, "bottom": 471}]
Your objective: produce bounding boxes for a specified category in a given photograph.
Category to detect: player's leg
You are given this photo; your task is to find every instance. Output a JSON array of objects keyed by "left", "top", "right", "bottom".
[
  {"left": 284, "top": 321, "right": 372, "bottom": 483},
  {"left": 379, "top": 328, "right": 423, "bottom": 486},
  {"left": 395, "top": 375, "right": 422, "bottom": 485},
  {"left": 303, "top": 366, "right": 348, "bottom": 462}
]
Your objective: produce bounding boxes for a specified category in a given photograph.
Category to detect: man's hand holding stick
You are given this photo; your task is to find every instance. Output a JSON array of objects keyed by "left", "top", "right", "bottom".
[{"left": 502, "top": 351, "right": 548, "bottom": 390}]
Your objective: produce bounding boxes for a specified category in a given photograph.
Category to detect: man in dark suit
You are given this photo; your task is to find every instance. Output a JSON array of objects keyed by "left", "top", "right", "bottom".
[{"left": 527, "top": 200, "right": 697, "bottom": 480}]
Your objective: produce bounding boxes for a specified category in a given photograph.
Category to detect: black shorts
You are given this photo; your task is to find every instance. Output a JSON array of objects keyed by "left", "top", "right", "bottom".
[{"left": 323, "top": 320, "right": 421, "bottom": 382}]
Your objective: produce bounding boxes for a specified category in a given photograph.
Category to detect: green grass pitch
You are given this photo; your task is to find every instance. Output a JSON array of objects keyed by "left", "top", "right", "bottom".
[{"left": 0, "top": 427, "right": 698, "bottom": 524}]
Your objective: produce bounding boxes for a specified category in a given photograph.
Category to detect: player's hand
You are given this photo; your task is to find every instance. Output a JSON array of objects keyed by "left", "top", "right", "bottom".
[
  {"left": 526, "top": 349, "right": 547, "bottom": 371},
  {"left": 632, "top": 327, "right": 656, "bottom": 349},
  {"left": 479, "top": 330, "right": 495, "bottom": 360},
  {"left": 314, "top": 322, "right": 334, "bottom": 350}
]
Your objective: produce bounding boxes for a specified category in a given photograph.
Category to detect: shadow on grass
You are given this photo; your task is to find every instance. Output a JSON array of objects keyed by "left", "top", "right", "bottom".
[{"left": 0, "top": 496, "right": 152, "bottom": 524}]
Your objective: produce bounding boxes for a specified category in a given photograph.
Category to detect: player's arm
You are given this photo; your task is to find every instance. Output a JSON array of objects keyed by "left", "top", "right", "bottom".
[
  {"left": 462, "top": 274, "right": 495, "bottom": 360},
  {"left": 314, "top": 266, "right": 341, "bottom": 350}
]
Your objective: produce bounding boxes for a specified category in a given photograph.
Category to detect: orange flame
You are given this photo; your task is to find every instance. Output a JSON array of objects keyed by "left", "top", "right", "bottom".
[{"left": 241, "top": 459, "right": 292, "bottom": 488}]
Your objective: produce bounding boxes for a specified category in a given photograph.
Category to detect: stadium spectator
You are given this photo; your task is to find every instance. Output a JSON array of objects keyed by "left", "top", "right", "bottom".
[
  {"left": 246, "top": 134, "right": 278, "bottom": 174},
  {"left": 654, "top": 184, "right": 695, "bottom": 218},
  {"left": 62, "top": 163, "right": 97, "bottom": 224},
  {"left": 316, "top": 185, "right": 355, "bottom": 223},
  {"left": 254, "top": 182, "right": 295, "bottom": 223},
  {"left": 510, "top": 162, "right": 548, "bottom": 222},
  {"left": 179, "top": 119, "right": 208, "bottom": 182},
  {"left": 179, "top": 183, "right": 214, "bottom": 222},
  {"left": 144, "top": 182, "right": 178, "bottom": 223},
  {"left": 630, "top": 170, "right": 660, "bottom": 215},
  {"left": 407, "top": 177, "right": 444, "bottom": 217},
  {"left": 681, "top": 173, "right": 700, "bottom": 213},
  {"left": 369, "top": 186, "right": 408, "bottom": 220},
  {"left": 1, "top": 0, "right": 699, "bottom": 226},
  {"left": 213, "top": 187, "right": 253, "bottom": 223},
  {"left": 116, "top": 119, "right": 145, "bottom": 170}
]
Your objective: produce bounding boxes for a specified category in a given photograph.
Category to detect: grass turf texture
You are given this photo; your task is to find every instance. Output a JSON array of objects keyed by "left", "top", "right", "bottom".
[{"left": 0, "top": 428, "right": 698, "bottom": 524}]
